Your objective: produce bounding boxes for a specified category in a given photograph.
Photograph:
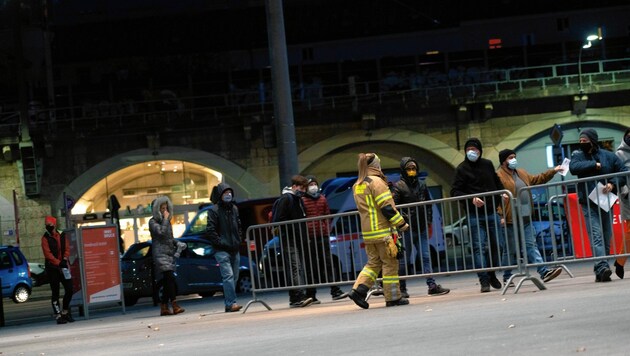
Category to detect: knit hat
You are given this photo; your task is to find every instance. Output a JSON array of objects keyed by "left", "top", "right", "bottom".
[
  {"left": 45, "top": 216, "right": 57, "bottom": 226},
  {"left": 498, "top": 149, "right": 516, "bottom": 165},
  {"left": 305, "top": 175, "right": 318, "bottom": 185},
  {"left": 464, "top": 138, "right": 483, "bottom": 155},
  {"left": 579, "top": 128, "right": 599, "bottom": 143}
]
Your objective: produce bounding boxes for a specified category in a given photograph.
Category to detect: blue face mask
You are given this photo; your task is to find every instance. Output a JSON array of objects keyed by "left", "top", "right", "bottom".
[
  {"left": 466, "top": 150, "right": 479, "bottom": 162},
  {"left": 222, "top": 192, "right": 233, "bottom": 203},
  {"left": 507, "top": 158, "right": 518, "bottom": 170}
]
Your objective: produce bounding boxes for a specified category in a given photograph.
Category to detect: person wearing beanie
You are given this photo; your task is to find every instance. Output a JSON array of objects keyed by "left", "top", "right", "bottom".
[
  {"left": 301, "top": 175, "right": 348, "bottom": 303},
  {"left": 392, "top": 157, "right": 450, "bottom": 297},
  {"left": 496, "top": 149, "right": 564, "bottom": 287},
  {"left": 570, "top": 128, "right": 628, "bottom": 282},
  {"left": 614, "top": 128, "right": 630, "bottom": 279},
  {"left": 450, "top": 138, "right": 507, "bottom": 293},
  {"left": 41, "top": 216, "right": 75, "bottom": 324}
]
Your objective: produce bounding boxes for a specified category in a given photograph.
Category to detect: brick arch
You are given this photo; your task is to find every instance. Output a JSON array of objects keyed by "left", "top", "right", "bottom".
[
  {"left": 297, "top": 128, "right": 461, "bottom": 192},
  {"left": 55, "top": 146, "right": 264, "bottom": 212}
]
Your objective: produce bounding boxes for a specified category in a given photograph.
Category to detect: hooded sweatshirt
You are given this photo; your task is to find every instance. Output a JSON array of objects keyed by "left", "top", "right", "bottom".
[
  {"left": 616, "top": 128, "right": 630, "bottom": 220},
  {"left": 205, "top": 183, "right": 243, "bottom": 253},
  {"left": 392, "top": 157, "right": 432, "bottom": 230}
]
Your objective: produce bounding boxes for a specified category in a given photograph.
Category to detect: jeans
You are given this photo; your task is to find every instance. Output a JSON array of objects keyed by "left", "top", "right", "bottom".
[
  {"left": 503, "top": 221, "right": 549, "bottom": 279},
  {"left": 215, "top": 251, "right": 240, "bottom": 307},
  {"left": 581, "top": 204, "right": 612, "bottom": 274},
  {"left": 398, "top": 230, "right": 435, "bottom": 286},
  {"left": 469, "top": 212, "right": 504, "bottom": 281}
]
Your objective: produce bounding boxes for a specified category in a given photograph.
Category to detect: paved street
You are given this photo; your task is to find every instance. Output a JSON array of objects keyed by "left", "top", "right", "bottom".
[{"left": 1, "top": 261, "right": 629, "bottom": 355}]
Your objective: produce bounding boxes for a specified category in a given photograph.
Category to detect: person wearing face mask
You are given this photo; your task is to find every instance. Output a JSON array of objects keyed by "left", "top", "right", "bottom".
[
  {"left": 392, "top": 157, "right": 450, "bottom": 297},
  {"left": 206, "top": 183, "right": 244, "bottom": 312},
  {"left": 301, "top": 175, "right": 348, "bottom": 303},
  {"left": 569, "top": 128, "right": 627, "bottom": 282},
  {"left": 496, "top": 149, "right": 564, "bottom": 286},
  {"left": 41, "top": 216, "right": 75, "bottom": 324},
  {"left": 451, "top": 138, "right": 507, "bottom": 293},
  {"left": 613, "top": 128, "right": 630, "bottom": 279},
  {"left": 271, "top": 175, "right": 313, "bottom": 308}
]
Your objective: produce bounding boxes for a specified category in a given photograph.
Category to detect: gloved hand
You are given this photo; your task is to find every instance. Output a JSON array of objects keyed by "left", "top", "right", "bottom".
[
  {"left": 59, "top": 259, "right": 68, "bottom": 269},
  {"left": 398, "top": 223, "right": 409, "bottom": 232},
  {"left": 395, "top": 239, "right": 405, "bottom": 260},
  {"left": 385, "top": 236, "right": 398, "bottom": 258}
]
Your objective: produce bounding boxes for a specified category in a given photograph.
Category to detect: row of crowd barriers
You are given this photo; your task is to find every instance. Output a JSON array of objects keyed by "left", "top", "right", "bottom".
[{"left": 243, "top": 171, "right": 630, "bottom": 312}]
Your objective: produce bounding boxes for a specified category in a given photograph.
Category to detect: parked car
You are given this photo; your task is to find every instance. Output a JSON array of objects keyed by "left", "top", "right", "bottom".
[
  {"left": 28, "top": 262, "right": 49, "bottom": 287},
  {"left": 443, "top": 217, "right": 469, "bottom": 247},
  {"left": 0, "top": 245, "right": 32, "bottom": 303},
  {"left": 531, "top": 202, "right": 573, "bottom": 259},
  {"left": 121, "top": 236, "right": 254, "bottom": 306}
]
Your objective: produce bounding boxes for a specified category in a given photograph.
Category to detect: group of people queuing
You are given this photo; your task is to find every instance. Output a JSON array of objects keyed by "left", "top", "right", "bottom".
[{"left": 41, "top": 127, "right": 630, "bottom": 322}]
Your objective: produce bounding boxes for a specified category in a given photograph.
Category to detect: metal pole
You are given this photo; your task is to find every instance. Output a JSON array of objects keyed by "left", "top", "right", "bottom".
[
  {"left": 577, "top": 46, "right": 583, "bottom": 93},
  {"left": 265, "top": 0, "right": 299, "bottom": 189}
]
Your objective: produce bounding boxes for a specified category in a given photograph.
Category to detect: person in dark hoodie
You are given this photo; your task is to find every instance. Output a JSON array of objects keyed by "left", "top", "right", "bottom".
[
  {"left": 302, "top": 175, "right": 347, "bottom": 303},
  {"left": 614, "top": 128, "right": 630, "bottom": 279},
  {"left": 392, "top": 157, "right": 450, "bottom": 297},
  {"left": 272, "top": 175, "right": 313, "bottom": 308},
  {"left": 206, "top": 183, "right": 244, "bottom": 312},
  {"left": 569, "top": 128, "right": 627, "bottom": 282},
  {"left": 149, "top": 196, "right": 187, "bottom": 316},
  {"left": 450, "top": 138, "right": 507, "bottom": 293}
]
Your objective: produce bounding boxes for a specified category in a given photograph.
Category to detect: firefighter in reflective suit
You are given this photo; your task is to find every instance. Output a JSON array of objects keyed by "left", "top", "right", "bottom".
[{"left": 347, "top": 153, "right": 410, "bottom": 309}]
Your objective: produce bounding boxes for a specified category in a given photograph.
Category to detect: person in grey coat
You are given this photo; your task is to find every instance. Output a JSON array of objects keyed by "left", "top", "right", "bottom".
[
  {"left": 149, "top": 196, "right": 187, "bottom": 316},
  {"left": 614, "top": 128, "right": 630, "bottom": 279}
]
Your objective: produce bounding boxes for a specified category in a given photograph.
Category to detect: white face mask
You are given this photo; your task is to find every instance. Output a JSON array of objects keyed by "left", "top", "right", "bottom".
[
  {"left": 466, "top": 150, "right": 479, "bottom": 162},
  {"left": 307, "top": 185, "right": 319, "bottom": 195},
  {"left": 507, "top": 158, "right": 518, "bottom": 170}
]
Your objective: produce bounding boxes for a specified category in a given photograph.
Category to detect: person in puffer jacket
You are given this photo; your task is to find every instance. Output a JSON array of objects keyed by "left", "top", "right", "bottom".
[
  {"left": 150, "top": 196, "right": 187, "bottom": 316},
  {"left": 206, "top": 183, "right": 244, "bottom": 313},
  {"left": 301, "top": 175, "right": 347, "bottom": 303},
  {"left": 347, "top": 153, "right": 410, "bottom": 309}
]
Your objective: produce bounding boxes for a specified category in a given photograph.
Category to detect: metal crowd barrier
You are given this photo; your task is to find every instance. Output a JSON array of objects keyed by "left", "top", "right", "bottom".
[
  {"left": 512, "top": 171, "right": 630, "bottom": 293},
  {"left": 242, "top": 189, "right": 521, "bottom": 312}
]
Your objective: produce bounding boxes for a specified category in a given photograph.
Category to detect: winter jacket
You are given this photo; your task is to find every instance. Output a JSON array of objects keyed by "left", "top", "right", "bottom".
[
  {"left": 496, "top": 166, "right": 557, "bottom": 224},
  {"left": 149, "top": 196, "right": 183, "bottom": 274},
  {"left": 302, "top": 192, "right": 331, "bottom": 238},
  {"left": 451, "top": 156, "right": 505, "bottom": 214},
  {"left": 272, "top": 187, "right": 307, "bottom": 243},
  {"left": 569, "top": 146, "right": 627, "bottom": 205},
  {"left": 206, "top": 183, "right": 243, "bottom": 253},
  {"left": 616, "top": 136, "right": 630, "bottom": 220},
  {"left": 392, "top": 157, "right": 432, "bottom": 230},
  {"left": 42, "top": 229, "right": 69, "bottom": 269},
  {"left": 353, "top": 167, "right": 406, "bottom": 243}
]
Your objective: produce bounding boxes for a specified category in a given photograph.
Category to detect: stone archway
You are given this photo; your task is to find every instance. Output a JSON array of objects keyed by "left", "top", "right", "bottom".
[{"left": 55, "top": 146, "right": 264, "bottom": 213}]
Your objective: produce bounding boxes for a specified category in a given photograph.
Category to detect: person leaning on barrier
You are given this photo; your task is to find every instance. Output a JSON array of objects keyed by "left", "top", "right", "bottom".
[
  {"left": 450, "top": 138, "right": 506, "bottom": 293},
  {"left": 41, "top": 216, "right": 74, "bottom": 324},
  {"left": 392, "top": 157, "right": 450, "bottom": 297},
  {"left": 347, "top": 153, "right": 410, "bottom": 309},
  {"left": 301, "top": 175, "right": 348, "bottom": 303},
  {"left": 614, "top": 128, "right": 630, "bottom": 279},
  {"left": 272, "top": 175, "right": 314, "bottom": 308},
  {"left": 496, "top": 149, "right": 564, "bottom": 286},
  {"left": 206, "top": 183, "right": 244, "bottom": 313},
  {"left": 569, "top": 128, "right": 628, "bottom": 283}
]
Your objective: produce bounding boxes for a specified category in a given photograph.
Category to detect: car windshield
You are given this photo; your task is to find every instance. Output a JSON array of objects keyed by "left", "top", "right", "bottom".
[
  {"left": 185, "top": 210, "right": 209, "bottom": 235},
  {"left": 122, "top": 244, "right": 151, "bottom": 260}
]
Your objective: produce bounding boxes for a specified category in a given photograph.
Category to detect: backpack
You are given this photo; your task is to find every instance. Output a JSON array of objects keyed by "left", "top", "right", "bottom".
[{"left": 268, "top": 198, "right": 281, "bottom": 223}]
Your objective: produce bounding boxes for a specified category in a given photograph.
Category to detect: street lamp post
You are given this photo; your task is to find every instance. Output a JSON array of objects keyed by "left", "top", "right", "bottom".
[{"left": 577, "top": 32, "right": 602, "bottom": 94}]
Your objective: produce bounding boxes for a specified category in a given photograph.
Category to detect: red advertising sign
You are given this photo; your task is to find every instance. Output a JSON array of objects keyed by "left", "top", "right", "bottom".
[{"left": 81, "top": 226, "right": 121, "bottom": 303}]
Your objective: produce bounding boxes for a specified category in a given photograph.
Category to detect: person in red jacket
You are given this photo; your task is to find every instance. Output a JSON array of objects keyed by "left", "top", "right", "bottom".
[
  {"left": 41, "top": 216, "right": 74, "bottom": 324},
  {"left": 302, "top": 175, "right": 348, "bottom": 303}
]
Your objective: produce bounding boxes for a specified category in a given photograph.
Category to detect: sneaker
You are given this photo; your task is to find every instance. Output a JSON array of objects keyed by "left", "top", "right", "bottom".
[
  {"left": 310, "top": 298, "right": 321, "bottom": 305},
  {"left": 56, "top": 315, "right": 67, "bottom": 325},
  {"left": 503, "top": 279, "right": 515, "bottom": 288},
  {"left": 480, "top": 280, "right": 491, "bottom": 293},
  {"left": 62, "top": 312, "right": 75, "bottom": 323},
  {"left": 614, "top": 261, "right": 624, "bottom": 279},
  {"left": 489, "top": 275, "right": 502, "bottom": 289},
  {"left": 289, "top": 297, "right": 313, "bottom": 308},
  {"left": 348, "top": 289, "right": 369, "bottom": 309},
  {"left": 225, "top": 304, "right": 243, "bottom": 313},
  {"left": 595, "top": 268, "right": 612, "bottom": 282},
  {"left": 400, "top": 289, "right": 410, "bottom": 298},
  {"left": 542, "top": 267, "right": 562, "bottom": 283},
  {"left": 385, "top": 298, "right": 409, "bottom": 307},
  {"left": 428, "top": 285, "right": 450, "bottom": 296},
  {"left": 331, "top": 290, "right": 348, "bottom": 301}
]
